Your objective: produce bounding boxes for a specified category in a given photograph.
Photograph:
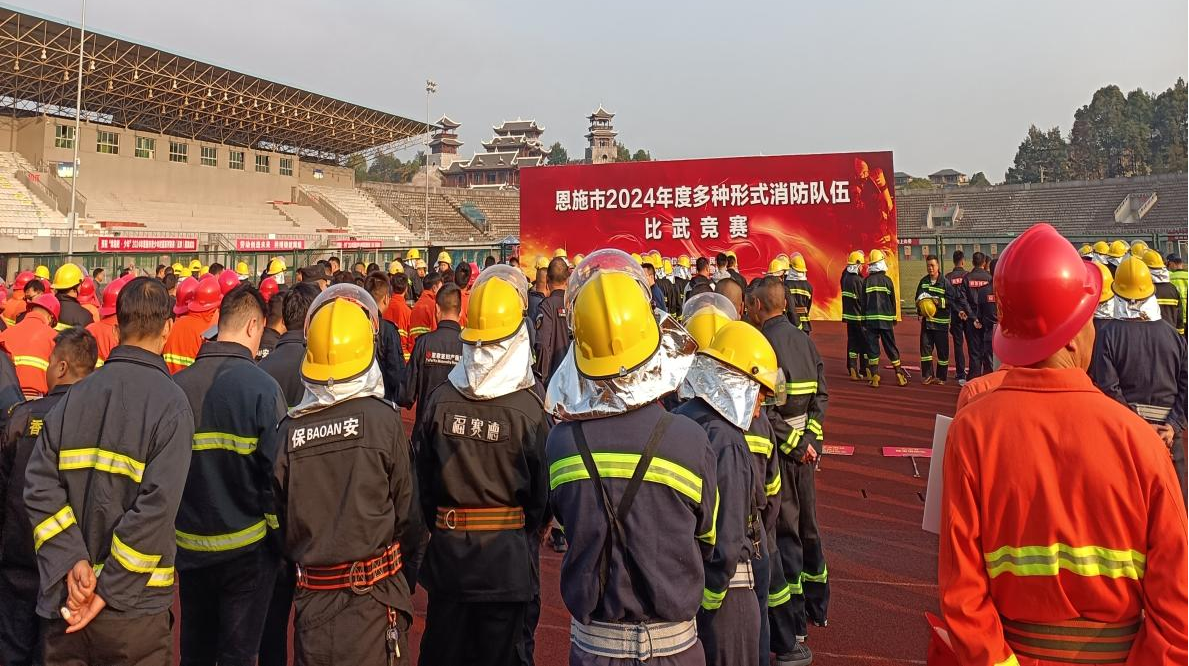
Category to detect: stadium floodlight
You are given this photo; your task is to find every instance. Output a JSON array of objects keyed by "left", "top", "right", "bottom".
[{"left": 425, "top": 79, "right": 437, "bottom": 246}]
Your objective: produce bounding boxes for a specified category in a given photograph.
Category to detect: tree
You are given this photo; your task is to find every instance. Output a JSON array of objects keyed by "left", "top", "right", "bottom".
[
  {"left": 346, "top": 153, "right": 368, "bottom": 182},
  {"left": 1069, "top": 85, "right": 1129, "bottom": 180},
  {"left": 546, "top": 141, "right": 570, "bottom": 165},
  {"left": 905, "top": 177, "right": 935, "bottom": 190},
  {"left": 616, "top": 142, "right": 631, "bottom": 162},
  {"left": 1151, "top": 78, "right": 1188, "bottom": 174},
  {"left": 631, "top": 149, "right": 652, "bottom": 162},
  {"left": 968, "top": 172, "right": 992, "bottom": 187},
  {"left": 1005, "top": 125, "right": 1070, "bottom": 184}
]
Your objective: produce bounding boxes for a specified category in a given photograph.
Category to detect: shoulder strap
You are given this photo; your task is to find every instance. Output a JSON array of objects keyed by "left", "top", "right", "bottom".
[{"left": 616, "top": 413, "right": 671, "bottom": 524}]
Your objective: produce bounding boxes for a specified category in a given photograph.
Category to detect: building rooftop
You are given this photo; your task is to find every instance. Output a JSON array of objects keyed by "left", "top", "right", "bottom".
[
  {"left": 588, "top": 105, "right": 614, "bottom": 120},
  {"left": 930, "top": 168, "right": 965, "bottom": 177},
  {"left": 493, "top": 119, "right": 543, "bottom": 134}
]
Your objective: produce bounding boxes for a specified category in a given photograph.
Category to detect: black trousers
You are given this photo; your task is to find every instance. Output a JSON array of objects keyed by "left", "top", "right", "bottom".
[
  {"left": 865, "top": 326, "right": 901, "bottom": 371},
  {"left": 919, "top": 327, "right": 950, "bottom": 381},
  {"left": 772, "top": 457, "right": 828, "bottom": 642},
  {"left": 697, "top": 586, "right": 760, "bottom": 666},
  {"left": 43, "top": 608, "right": 172, "bottom": 666},
  {"left": 523, "top": 533, "right": 542, "bottom": 666},
  {"left": 419, "top": 597, "right": 527, "bottom": 666},
  {"left": 844, "top": 323, "right": 865, "bottom": 373},
  {"left": 751, "top": 551, "right": 770, "bottom": 666},
  {"left": 293, "top": 586, "right": 410, "bottom": 666},
  {"left": 0, "top": 567, "right": 40, "bottom": 666},
  {"left": 179, "top": 547, "right": 280, "bottom": 666},
  {"left": 259, "top": 560, "right": 296, "bottom": 666},
  {"left": 949, "top": 319, "right": 970, "bottom": 380},
  {"left": 968, "top": 322, "right": 995, "bottom": 378}
]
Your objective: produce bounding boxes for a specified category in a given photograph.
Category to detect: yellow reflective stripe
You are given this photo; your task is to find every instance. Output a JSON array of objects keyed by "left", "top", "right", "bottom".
[
  {"left": 701, "top": 587, "right": 727, "bottom": 611},
  {"left": 866, "top": 286, "right": 891, "bottom": 294},
  {"left": 765, "top": 469, "right": 782, "bottom": 496},
  {"left": 146, "top": 567, "right": 175, "bottom": 587},
  {"left": 841, "top": 313, "right": 863, "bottom": 321},
  {"left": 768, "top": 582, "right": 792, "bottom": 607},
  {"left": 2, "top": 317, "right": 13, "bottom": 326},
  {"left": 265, "top": 513, "right": 279, "bottom": 529},
  {"left": 927, "top": 316, "right": 950, "bottom": 325},
  {"left": 840, "top": 291, "right": 857, "bottom": 299},
  {"left": 163, "top": 353, "right": 194, "bottom": 367},
  {"left": 13, "top": 355, "right": 48, "bottom": 370},
  {"left": 176, "top": 519, "right": 269, "bottom": 552},
  {"left": 94, "top": 357, "right": 104, "bottom": 368},
  {"left": 788, "top": 577, "right": 803, "bottom": 595},
  {"left": 192, "top": 431, "right": 259, "bottom": 455},
  {"left": 410, "top": 326, "right": 430, "bottom": 335},
  {"left": 549, "top": 453, "right": 704, "bottom": 503},
  {"left": 788, "top": 288, "right": 812, "bottom": 298},
  {"left": 33, "top": 506, "right": 76, "bottom": 551},
  {"left": 780, "top": 428, "right": 804, "bottom": 455},
  {"left": 111, "top": 533, "right": 162, "bottom": 573},
  {"left": 807, "top": 419, "right": 823, "bottom": 437},
  {"left": 984, "top": 543, "right": 1145, "bottom": 580},
  {"left": 745, "top": 434, "right": 773, "bottom": 457},
  {"left": 802, "top": 565, "right": 828, "bottom": 583},
  {"left": 865, "top": 314, "right": 896, "bottom": 321},
  {"left": 785, "top": 380, "right": 818, "bottom": 395},
  {"left": 1156, "top": 298, "right": 1179, "bottom": 306},
  {"left": 697, "top": 486, "right": 719, "bottom": 545},
  {"left": 53, "top": 322, "right": 71, "bottom": 332},
  {"left": 58, "top": 448, "right": 145, "bottom": 482},
  {"left": 995, "top": 656, "right": 1020, "bottom": 666}
]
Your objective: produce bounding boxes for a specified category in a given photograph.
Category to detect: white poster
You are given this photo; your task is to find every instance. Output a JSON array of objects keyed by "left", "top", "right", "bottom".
[{"left": 921, "top": 414, "right": 952, "bottom": 535}]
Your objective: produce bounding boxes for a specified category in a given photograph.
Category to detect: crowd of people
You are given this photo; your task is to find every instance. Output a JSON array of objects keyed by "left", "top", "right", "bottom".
[{"left": 0, "top": 226, "right": 1183, "bottom": 666}]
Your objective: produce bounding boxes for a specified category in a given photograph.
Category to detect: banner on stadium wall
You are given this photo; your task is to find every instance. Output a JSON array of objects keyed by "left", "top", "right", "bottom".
[
  {"left": 334, "top": 239, "right": 383, "bottom": 249},
  {"left": 235, "top": 238, "right": 307, "bottom": 252},
  {"left": 519, "top": 151, "right": 897, "bottom": 320},
  {"left": 96, "top": 236, "right": 198, "bottom": 253}
]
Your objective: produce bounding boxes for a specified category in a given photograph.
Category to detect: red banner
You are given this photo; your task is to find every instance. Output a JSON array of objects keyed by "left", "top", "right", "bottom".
[
  {"left": 235, "top": 238, "right": 307, "bottom": 252},
  {"left": 96, "top": 236, "right": 198, "bottom": 253},
  {"left": 334, "top": 239, "right": 383, "bottom": 249},
  {"left": 519, "top": 152, "right": 897, "bottom": 320}
]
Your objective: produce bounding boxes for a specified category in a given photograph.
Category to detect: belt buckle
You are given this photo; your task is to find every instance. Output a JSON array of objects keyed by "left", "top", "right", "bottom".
[
  {"left": 444, "top": 509, "right": 457, "bottom": 530},
  {"left": 349, "top": 560, "right": 373, "bottom": 595},
  {"left": 636, "top": 623, "right": 654, "bottom": 662}
]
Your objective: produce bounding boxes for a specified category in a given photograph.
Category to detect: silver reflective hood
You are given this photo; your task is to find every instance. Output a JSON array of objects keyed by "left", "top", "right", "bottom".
[{"left": 677, "top": 354, "right": 760, "bottom": 430}]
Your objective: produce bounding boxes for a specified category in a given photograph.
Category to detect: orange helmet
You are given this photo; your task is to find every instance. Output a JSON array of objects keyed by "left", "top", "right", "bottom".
[{"left": 173, "top": 277, "right": 200, "bottom": 316}]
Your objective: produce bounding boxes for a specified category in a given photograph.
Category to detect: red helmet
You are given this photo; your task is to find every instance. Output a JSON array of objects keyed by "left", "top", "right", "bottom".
[
  {"left": 174, "top": 277, "right": 199, "bottom": 316},
  {"left": 993, "top": 223, "right": 1102, "bottom": 366},
  {"left": 188, "top": 278, "right": 223, "bottom": 314},
  {"left": 99, "top": 276, "right": 128, "bottom": 317},
  {"left": 218, "top": 269, "right": 241, "bottom": 295},
  {"left": 29, "top": 293, "right": 60, "bottom": 324},
  {"left": 12, "top": 271, "right": 35, "bottom": 292},
  {"left": 78, "top": 276, "right": 97, "bottom": 305},
  {"left": 259, "top": 276, "right": 279, "bottom": 303},
  {"left": 40, "top": 278, "right": 51, "bottom": 293}
]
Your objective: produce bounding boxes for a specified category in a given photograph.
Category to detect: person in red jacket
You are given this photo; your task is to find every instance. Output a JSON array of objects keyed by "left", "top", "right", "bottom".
[
  {"left": 938, "top": 223, "right": 1188, "bottom": 666},
  {"left": 383, "top": 273, "right": 415, "bottom": 361},
  {"left": 85, "top": 276, "right": 128, "bottom": 366},
  {"left": 409, "top": 272, "right": 442, "bottom": 342},
  {"left": 1, "top": 272, "right": 35, "bottom": 326},
  {"left": 0, "top": 294, "right": 60, "bottom": 397},
  {"left": 163, "top": 277, "right": 221, "bottom": 374}
]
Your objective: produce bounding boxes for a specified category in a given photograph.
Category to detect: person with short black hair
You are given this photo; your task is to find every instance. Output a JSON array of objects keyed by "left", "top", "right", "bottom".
[
  {"left": 399, "top": 284, "right": 463, "bottom": 436},
  {"left": 366, "top": 273, "right": 407, "bottom": 403},
  {"left": 327, "top": 256, "right": 341, "bottom": 273},
  {"left": 964, "top": 252, "right": 996, "bottom": 379},
  {"left": 258, "top": 292, "right": 285, "bottom": 360},
  {"left": 25, "top": 277, "right": 193, "bottom": 665},
  {"left": 162, "top": 272, "right": 179, "bottom": 297},
  {"left": 91, "top": 267, "right": 106, "bottom": 288},
  {"left": 916, "top": 255, "right": 952, "bottom": 385},
  {"left": 686, "top": 257, "right": 714, "bottom": 298},
  {"left": 455, "top": 263, "right": 473, "bottom": 327},
  {"left": 173, "top": 285, "right": 286, "bottom": 666},
  {"left": 713, "top": 252, "right": 731, "bottom": 282},
  {"left": 483, "top": 255, "right": 496, "bottom": 269},
  {"left": 0, "top": 328, "right": 97, "bottom": 666},
  {"left": 119, "top": 267, "right": 133, "bottom": 278},
  {"left": 946, "top": 250, "right": 973, "bottom": 384},
  {"left": 726, "top": 254, "right": 747, "bottom": 291},
  {"left": 155, "top": 264, "right": 168, "bottom": 280},
  {"left": 533, "top": 258, "right": 570, "bottom": 386},
  {"left": 353, "top": 262, "right": 367, "bottom": 276},
  {"left": 208, "top": 263, "right": 224, "bottom": 276}
]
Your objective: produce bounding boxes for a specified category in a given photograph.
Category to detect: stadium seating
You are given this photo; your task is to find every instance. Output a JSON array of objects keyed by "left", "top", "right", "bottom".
[
  {"left": 299, "top": 185, "right": 415, "bottom": 240},
  {"left": 84, "top": 194, "right": 315, "bottom": 236},
  {"left": 0, "top": 152, "right": 67, "bottom": 230},
  {"left": 360, "top": 182, "right": 521, "bottom": 243}
]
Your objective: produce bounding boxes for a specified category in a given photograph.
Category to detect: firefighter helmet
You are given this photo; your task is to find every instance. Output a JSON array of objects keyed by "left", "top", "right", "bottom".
[
  {"left": 12, "top": 271, "right": 35, "bottom": 292},
  {"left": 571, "top": 270, "right": 659, "bottom": 379},
  {"left": 1141, "top": 248, "right": 1165, "bottom": 270},
  {"left": 188, "top": 277, "right": 223, "bottom": 313},
  {"left": 1094, "top": 262, "right": 1113, "bottom": 304},
  {"left": 847, "top": 250, "right": 866, "bottom": 265},
  {"left": 554, "top": 248, "right": 567, "bottom": 258},
  {"left": 437, "top": 251, "right": 452, "bottom": 266},
  {"left": 678, "top": 255, "right": 691, "bottom": 269},
  {"left": 700, "top": 321, "right": 782, "bottom": 394},
  {"left": 78, "top": 276, "right": 97, "bottom": 305},
  {"left": 1078, "top": 243, "right": 1093, "bottom": 257},
  {"left": 235, "top": 261, "right": 251, "bottom": 278},
  {"left": 218, "top": 269, "right": 241, "bottom": 295},
  {"left": 1092, "top": 240, "right": 1110, "bottom": 256},
  {"left": 868, "top": 249, "right": 886, "bottom": 264},
  {"left": 407, "top": 249, "right": 421, "bottom": 260},
  {"left": 790, "top": 255, "right": 808, "bottom": 273},
  {"left": 1111, "top": 256, "right": 1155, "bottom": 301},
  {"left": 302, "top": 298, "right": 375, "bottom": 385},
  {"left": 1130, "top": 240, "right": 1149, "bottom": 257},
  {"left": 388, "top": 260, "right": 404, "bottom": 274},
  {"left": 535, "top": 256, "right": 548, "bottom": 270},
  {"left": 461, "top": 267, "right": 526, "bottom": 344},
  {"left": 1107, "top": 240, "right": 1129, "bottom": 259},
  {"left": 918, "top": 297, "right": 938, "bottom": 319}
]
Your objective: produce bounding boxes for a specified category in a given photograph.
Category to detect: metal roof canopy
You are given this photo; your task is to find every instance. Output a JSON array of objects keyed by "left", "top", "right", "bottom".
[{"left": 0, "top": 6, "right": 433, "bottom": 163}]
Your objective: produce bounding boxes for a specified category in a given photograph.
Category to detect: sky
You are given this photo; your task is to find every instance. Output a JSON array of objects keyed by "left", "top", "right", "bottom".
[{"left": 11, "top": 0, "right": 1188, "bottom": 181}]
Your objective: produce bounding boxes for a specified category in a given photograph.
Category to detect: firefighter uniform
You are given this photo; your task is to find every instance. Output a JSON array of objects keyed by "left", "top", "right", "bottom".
[
  {"left": 1171, "top": 265, "right": 1188, "bottom": 336},
  {"left": 944, "top": 266, "right": 972, "bottom": 381},
  {"left": 964, "top": 266, "right": 996, "bottom": 378},
  {"left": 862, "top": 263, "right": 905, "bottom": 385},
  {"left": 54, "top": 294, "right": 93, "bottom": 330},
  {"left": 1, "top": 297, "right": 25, "bottom": 327},
  {"left": 0, "top": 316, "right": 56, "bottom": 397},
  {"left": 257, "top": 328, "right": 280, "bottom": 360},
  {"left": 384, "top": 296, "right": 414, "bottom": 361},
  {"left": 24, "top": 345, "right": 194, "bottom": 665},
  {"left": 915, "top": 274, "right": 951, "bottom": 383},
  {"left": 0, "top": 352, "right": 21, "bottom": 417},
  {"left": 173, "top": 341, "right": 287, "bottom": 666},
  {"left": 745, "top": 412, "right": 783, "bottom": 665},
  {"left": 785, "top": 278, "right": 813, "bottom": 335},
  {"left": 1154, "top": 281, "right": 1182, "bottom": 332},
  {"left": 409, "top": 290, "right": 438, "bottom": 341},
  {"left": 941, "top": 368, "right": 1188, "bottom": 665},
  {"left": 378, "top": 319, "right": 406, "bottom": 404},
  {"left": 674, "top": 398, "right": 763, "bottom": 666},
  {"left": 547, "top": 403, "right": 718, "bottom": 665},
  {"left": 415, "top": 383, "right": 550, "bottom": 665},
  {"left": 258, "top": 330, "right": 306, "bottom": 408},
  {"left": 840, "top": 264, "right": 866, "bottom": 378},
  {"left": 759, "top": 315, "right": 829, "bottom": 656},
  {"left": 0, "top": 384, "right": 68, "bottom": 666},
  {"left": 163, "top": 310, "right": 218, "bottom": 374},
  {"left": 658, "top": 275, "right": 679, "bottom": 316},
  {"left": 532, "top": 288, "right": 568, "bottom": 386},
  {"left": 398, "top": 321, "right": 462, "bottom": 430},
  {"left": 274, "top": 396, "right": 415, "bottom": 666}
]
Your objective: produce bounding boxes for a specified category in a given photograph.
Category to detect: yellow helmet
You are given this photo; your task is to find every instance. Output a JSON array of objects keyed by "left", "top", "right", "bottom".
[
  {"left": 1094, "top": 262, "right": 1113, "bottom": 304},
  {"left": 869, "top": 249, "right": 886, "bottom": 264},
  {"left": 554, "top": 248, "right": 567, "bottom": 259},
  {"left": 461, "top": 269, "right": 526, "bottom": 344},
  {"left": 1130, "top": 240, "right": 1149, "bottom": 257},
  {"left": 407, "top": 248, "right": 421, "bottom": 260},
  {"left": 685, "top": 310, "right": 734, "bottom": 349},
  {"left": 630, "top": 252, "right": 643, "bottom": 265},
  {"left": 847, "top": 250, "right": 866, "bottom": 265},
  {"left": 267, "top": 258, "right": 285, "bottom": 275},
  {"left": 198, "top": 265, "right": 210, "bottom": 277},
  {"left": 1078, "top": 244, "right": 1093, "bottom": 257},
  {"left": 388, "top": 260, "right": 404, "bottom": 274},
  {"left": 172, "top": 262, "right": 191, "bottom": 278},
  {"left": 235, "top": 261, "right": 251, "bottom": 278},
  {"left": 1107, "top": 240, "right": 1129, "bottom": 259},
  {"left": 534, "top": 256, "right": 549, "bottom": 270},
  {"left": 34, "top": 265, "right": 51, "bottom": 280},
  {"left": 572, "top": 271, "right": 659, "bottom": 379},
  {"left": 50, "top": 263, "right": 84, "bottom": 290},
  {"left": 790, "top": 255, "right": 807, "bottom": 273},
  {"left": 1112, "top": 256, "right": 1154, "bottom": 300},
  {"left": 1141, "top": 249, "right": 1165, "bottom": 270},
  {"left": 189, "top": 258, "right": 202, "bottom": 270},
  {"left": 678, "top": 255, "right": 691, "bottom": 269},
  {"left": 700, "top": 320, "right": 781, "bottom": 394},
  {"left": 573, "top": 253, "right": 585, "bottom": 265},
  {"left": 650, "top": 251, "right": 663, "bottom": 266},
  {"left": 662, "top": 259, "right": 673, "bottom": 274},
  {"left": 917, "top": 297, "right": 938, "bottom": 319},
  {"left": 768, "top": 259, "right": 786, "bottom": 275},
  {"left": 1092, "top": 240, "right": 1110, "bottom": 256},
  {"left": 302, "top": 299, "right": 375, "bottom": 384},
  {"left": 437, "top": 251, "right": 452, "bottom": 265},
  {"left": 415, "top": 259, "right": 428, "bottom": 270},
  {"left": 725, "top": 250, "right": 736, "bottom": 259}
]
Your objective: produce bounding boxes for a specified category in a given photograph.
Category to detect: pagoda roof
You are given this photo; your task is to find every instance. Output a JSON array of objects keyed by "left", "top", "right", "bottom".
[
  {"left": 429, "top": 136, "right": 462, "bottom": 147},
  {"left": 588, "top": 105, "right": 614, "bottom": 120},
  {"left": 493, "top": 118, "right": 542, "bottom": 133},
  {"left": 437, "top": 115, "right": 461, "bottom": 129}
]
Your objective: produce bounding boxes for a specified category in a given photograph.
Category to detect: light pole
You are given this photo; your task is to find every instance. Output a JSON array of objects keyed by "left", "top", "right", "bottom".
[
  {"left": 424, "top": 79, "right": 436, "bottom": 251},
  {"left": 66, "top": 0, "right": 86, "bottom": 259}
]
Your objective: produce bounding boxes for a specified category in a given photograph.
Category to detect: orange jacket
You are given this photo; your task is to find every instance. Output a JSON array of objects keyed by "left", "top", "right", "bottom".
[
  {"left": 458, "top": 287, "right": 470, "bottom": 328},
  {"left": 86, "top": 315, "right": 119, "bottom": 366},
  {"left": 383, "top": 296, "right": 414, "bottom": 360},
  {"left": 409, "top": 291, "right": 438, "bottom": 342},
  {"left": 2, "top": 297, "right": 26, "bottom": 326},
  {"left": 162, "top": 310, "right": 218, "bottom": 374},
  {"left": 81, "top": 302, "right": 100, "bottom": 323},
  {"left": 955, "top": 367, "right": 1010, "bottom": 411},
  {"left": 940, "top": 367, "right": 1187, "bottom": 666},
  {"left": 0, "top": 316, "right": 57, "bottom": 396}
]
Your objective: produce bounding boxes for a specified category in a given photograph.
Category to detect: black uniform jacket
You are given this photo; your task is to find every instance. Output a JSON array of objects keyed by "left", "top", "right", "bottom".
[
  {"left": 533, "top": 289, "right": 569, "bottom": 386},
  {"left": 1090, "top": 318, "right": 1187, "bottom": 433},
  {"left": 840, "top": 271, "right": 865, "bottom": 323},
  {"left": 862, "top": 271, "right": 897, "bottom": 330},
  {"left": 0, "top": 385, "right": 68, "bottom": 571},
  {"left": 398, "top": 321, "right": 463, "bottom": 422},
  {"left": 257, "top": 330, "right": 306, "bottom": 408},
  {"left": 56, "top": 294, "right": 94, "bottom": 329},
  {"left": 964, "top": 267, "right": 997, "bottom": 326},
  {"left": 760, "top": 316, "right": 828, "bottom": 463}
]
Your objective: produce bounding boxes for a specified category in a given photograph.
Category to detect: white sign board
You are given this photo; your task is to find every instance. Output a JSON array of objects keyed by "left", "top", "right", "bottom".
[{"left": 921, "top": 414, "right": 952, "bottom": 535}]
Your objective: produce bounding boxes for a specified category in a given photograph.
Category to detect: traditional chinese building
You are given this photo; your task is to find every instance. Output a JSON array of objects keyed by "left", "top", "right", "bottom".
[
  {"left": 441, "top": 118, "right": 547, "bottom": 188},
  {"left": 585, "top": 106, "right": 617, "bottom": 164},
  {"left": 427, "top": 116, "right": 463, "bottom": 170}
]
